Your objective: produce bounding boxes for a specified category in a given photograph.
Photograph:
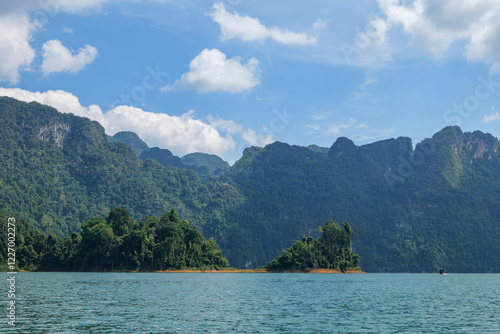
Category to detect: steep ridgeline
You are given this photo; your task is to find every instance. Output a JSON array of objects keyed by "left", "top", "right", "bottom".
[
  {"left": 1, "top": 96, "right": 499, "bottom": 272},
  {"left": 219, "top": 127, "right": 500, "bottom": 272}
]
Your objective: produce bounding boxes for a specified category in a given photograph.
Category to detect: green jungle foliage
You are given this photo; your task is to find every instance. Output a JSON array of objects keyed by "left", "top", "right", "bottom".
[
  {"left": 1, "top": 97, "right": 499, "bottom": 272},
  {"left": 265, "top": 221, "right": 360, "bottom": 272},
  {"left": 0, "top": 97, "right": 221, "bottom": 235},
  {"left": 0, "top": 208, "right": 228, "bottom": 271}
]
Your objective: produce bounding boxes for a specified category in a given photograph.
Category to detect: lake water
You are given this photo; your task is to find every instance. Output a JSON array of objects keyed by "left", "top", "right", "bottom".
[{"left": 2, "top": 272, "right": 499, "bottom": 333}]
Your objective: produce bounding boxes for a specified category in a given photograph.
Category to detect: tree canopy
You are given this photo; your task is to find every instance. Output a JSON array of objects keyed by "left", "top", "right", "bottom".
[
  {"left": 265, "top": 220, "right": 360, "bottom": 272},
  {"left": 0, "top": 208, "right": 228, "bottom": 272}
]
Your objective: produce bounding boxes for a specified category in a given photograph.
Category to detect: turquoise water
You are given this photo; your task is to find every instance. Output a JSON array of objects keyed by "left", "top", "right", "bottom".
[{"left": 2, "top": 272, "right": 499, "bottom": 333}]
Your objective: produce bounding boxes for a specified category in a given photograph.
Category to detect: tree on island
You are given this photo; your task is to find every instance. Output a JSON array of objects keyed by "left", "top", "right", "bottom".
[
  {"left": 265, "top": 220, "right": 360, "bottom": 272},
  {"left": 2, "top": 208, "right": 229, "bottom": 272}
]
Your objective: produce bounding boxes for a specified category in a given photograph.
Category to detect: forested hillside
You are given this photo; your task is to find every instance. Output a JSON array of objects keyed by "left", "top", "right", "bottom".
[
  {"left": 221, "top": 129, "right": 500, "bottom": 272},
  {"left": 1, "top": 97, "right": 499, "bottom": 272},
  {"left": 0, "top": 97, "right": 217, "bottom": 234}
]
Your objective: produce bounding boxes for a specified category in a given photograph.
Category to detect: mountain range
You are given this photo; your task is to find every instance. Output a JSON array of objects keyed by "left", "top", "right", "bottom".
[{"left": 1, "top": 96, "right": 499, "bottom": 272}]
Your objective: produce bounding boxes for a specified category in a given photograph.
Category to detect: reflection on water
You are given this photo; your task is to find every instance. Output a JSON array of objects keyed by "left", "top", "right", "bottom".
[{"left": 1, "top": 272, "right": 499, "bottom": 333}]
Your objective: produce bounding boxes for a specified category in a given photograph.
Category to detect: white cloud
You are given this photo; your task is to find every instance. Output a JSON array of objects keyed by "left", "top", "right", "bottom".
[
  {"left": 41, "top": 40, "right": 98, "bottom": 75},
  {"left": 483, "top": 112, "right": 500, "bottom": 124},
  {"left": 0, "top": 0, "right": 108, "bottom": 84},
  {"left": 210, "top": 3, "right": 317, "bottom": 46},
  {"left": 162, "top": 48, "right": 260, "bottom": 93},
  {"left": 0, "top": 88, "right": 237, "bottom": 157},
  {"left": 376, "top": 0, "right": 500, "bottom": 69},
  {"left": 0, "top": 14, "right": 37, "bottom": 84}
]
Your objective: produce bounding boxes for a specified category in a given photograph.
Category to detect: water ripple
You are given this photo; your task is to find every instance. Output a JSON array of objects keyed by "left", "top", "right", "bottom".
[{"left": 1, "top": 272, "right": 499, "bottom": 333}]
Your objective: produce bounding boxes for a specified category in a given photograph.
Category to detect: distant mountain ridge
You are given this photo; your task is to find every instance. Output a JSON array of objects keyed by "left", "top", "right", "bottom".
[
  {"left": 108, "top": 131, "right": 230, "bottom": 177},
  {"left": 1, "top": 96, "right": 499, "bottom": 272}
]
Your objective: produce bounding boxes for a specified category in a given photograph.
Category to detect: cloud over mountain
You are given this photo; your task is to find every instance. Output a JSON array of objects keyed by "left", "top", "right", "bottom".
[
  {"left": 162, "top": 48, "right": 260, "bottom": 94},
  {"left": 0, "top": 87, "right": 276, "bottom": 158}
]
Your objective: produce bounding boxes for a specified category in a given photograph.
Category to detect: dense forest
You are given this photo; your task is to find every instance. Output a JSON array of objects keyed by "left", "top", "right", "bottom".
[
  {"left": 1, "top": 96, "right": 499, "bottom": 272},
  {"left": 265, "top": 221, "right": 360, "bottom": 272},
  {"left": 0, "top": 208, "right": 228, "bottom": 272}
]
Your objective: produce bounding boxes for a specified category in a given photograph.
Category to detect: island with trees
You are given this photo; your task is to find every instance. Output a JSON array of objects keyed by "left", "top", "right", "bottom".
[
  {"left": 264, "top": 220, "right": 361, "bottom": 273},
  {"left": 0, "top": 208, "right": 228, "bottom": 272}
]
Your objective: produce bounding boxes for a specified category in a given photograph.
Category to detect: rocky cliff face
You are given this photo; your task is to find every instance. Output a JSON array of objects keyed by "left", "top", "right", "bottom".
[
  {"left": 433, "top": 126, "right": 499, "bottom": 162},
  {"left": 38, "top": 123, "right": 72, "bottom": 148}
]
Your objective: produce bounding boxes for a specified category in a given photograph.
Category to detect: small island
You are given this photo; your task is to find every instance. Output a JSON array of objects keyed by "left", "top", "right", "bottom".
[
  {"left": 264, "top": 220, "right": 362, "bottom": 273},
  {"left": 1, "top": 208, "right": 228, "bottom": 272}
]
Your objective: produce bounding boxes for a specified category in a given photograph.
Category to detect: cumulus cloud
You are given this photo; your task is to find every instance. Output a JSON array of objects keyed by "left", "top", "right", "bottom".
[
  {"left": 41, "top": 40, "right": 98, "bottom": 75},
  {"left": 210, "top": 3, "right": 317, "bottom": 46},
  {"left": 0, "top": 14, "right": 37, "bottom": 84},
  {"left": 483, "top": 112, "right": 500, "bottom": 124},
  {"left": 376, "top": 0, "right": 500, "bottom": 68},
  {"left": 0, "top": 0, "right": 108, "bottom": 84},
  {"left": 0, "top": 87, "right": 275, "bottom": 157},
  {"left": 162, "top": 48, "right": 260, "bottom": 93}
]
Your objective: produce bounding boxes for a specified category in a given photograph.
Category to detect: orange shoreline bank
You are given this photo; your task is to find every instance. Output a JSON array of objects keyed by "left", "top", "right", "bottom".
[{"left": 150, "top": 268, "right": 365, "bottom": 274}]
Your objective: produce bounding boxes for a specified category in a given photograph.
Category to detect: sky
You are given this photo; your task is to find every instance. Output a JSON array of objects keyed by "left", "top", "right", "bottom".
[{"left": 1, "top": 0, "right": 500, "bottom": 163}]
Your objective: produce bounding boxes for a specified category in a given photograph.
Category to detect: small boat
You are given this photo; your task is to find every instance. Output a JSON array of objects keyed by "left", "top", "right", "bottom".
[{"left": 439, "top": 267, "right": 446, "bottom": 275}]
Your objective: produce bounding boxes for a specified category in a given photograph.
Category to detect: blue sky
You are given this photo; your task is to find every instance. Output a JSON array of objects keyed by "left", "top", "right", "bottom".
[{"left": 1, "top": 0, "right": 500, "bottom": 163}]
